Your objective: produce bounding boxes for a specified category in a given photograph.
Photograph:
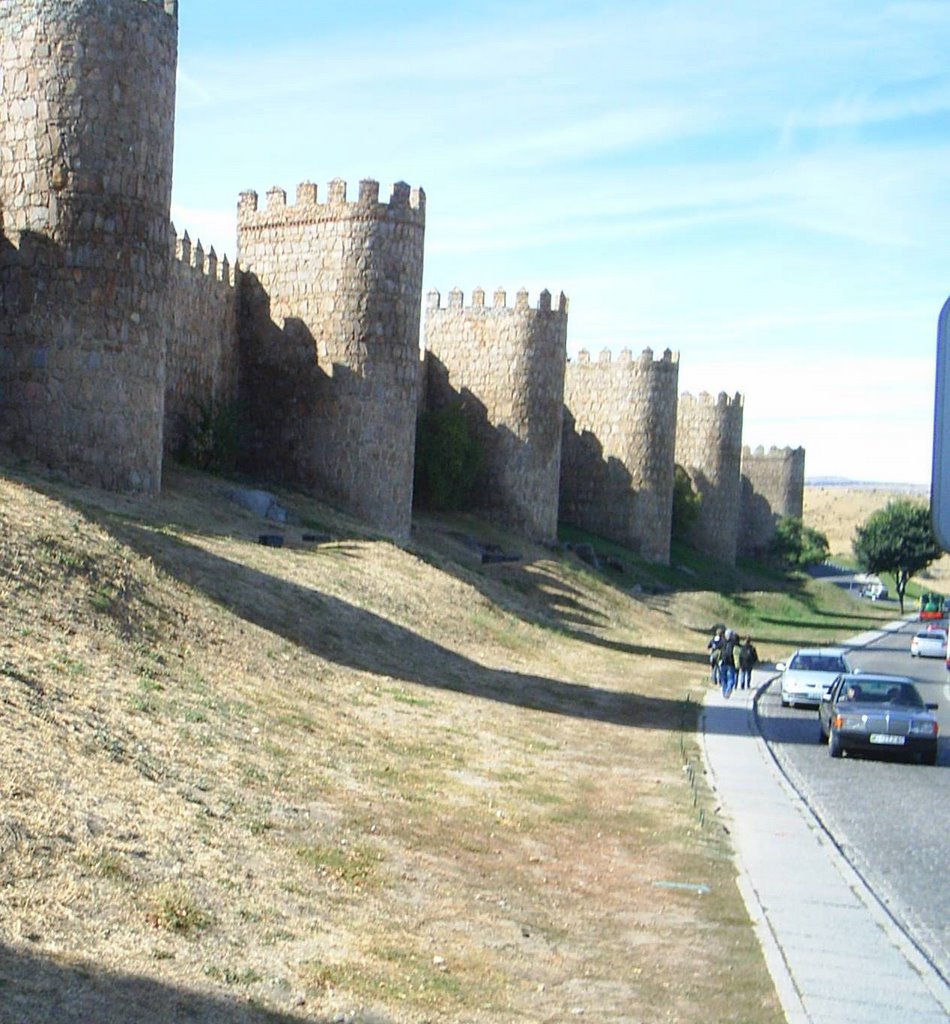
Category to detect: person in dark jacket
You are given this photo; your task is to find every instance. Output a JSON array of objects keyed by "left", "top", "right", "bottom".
[
  {"left": 738, "top": 637, "right": 759, "bottom": 691},
  {"left": 720, "top": 629, "right": 738, "bottom": 697},
  {"left": 707, "top": 626, "right": 724, "bottom": 687}
]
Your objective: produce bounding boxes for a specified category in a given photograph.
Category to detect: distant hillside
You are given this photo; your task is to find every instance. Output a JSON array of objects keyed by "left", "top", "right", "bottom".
[
  {"left": 804, "top": 483, "right": 950, "bottom": 589},
  {"left": 806, "top": 477, "right": 929, "bottom": 493}
]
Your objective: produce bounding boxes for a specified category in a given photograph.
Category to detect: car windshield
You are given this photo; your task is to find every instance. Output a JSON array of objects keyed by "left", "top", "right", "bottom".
[
  {"left": 790, "top": 654, "right": 848, "bottom": 672},
  {"left": 838, "top": 681, "right": 924, "bottom": 707}
]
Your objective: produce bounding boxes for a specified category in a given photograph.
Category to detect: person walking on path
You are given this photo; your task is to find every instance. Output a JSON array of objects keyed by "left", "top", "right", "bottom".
[
  {"left": 738, "top": 636, "right": 758, "bottom": 691},
  {"left": 707, "top": 626, "right": 724, "bottom": 688},
  {"left": 720, "top": 629, "right": 738, "bottom": 697}
]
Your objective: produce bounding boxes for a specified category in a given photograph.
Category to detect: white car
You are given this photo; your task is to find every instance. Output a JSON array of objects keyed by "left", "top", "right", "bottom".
[
  {"left": 777, "top": 647, "right": 853, "bottom": 708},
  {"left": 910, "top": 628, "right": 947, "bottom": 658}
]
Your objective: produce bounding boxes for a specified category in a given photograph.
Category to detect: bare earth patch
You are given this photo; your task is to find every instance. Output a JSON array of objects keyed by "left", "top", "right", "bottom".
[{"left": 1, "top": 466, "right": 862, "bottom": 1023}]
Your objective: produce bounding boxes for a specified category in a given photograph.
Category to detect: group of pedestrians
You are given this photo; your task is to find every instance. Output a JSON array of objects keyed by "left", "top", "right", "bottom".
[{"left": 706, "top": 627, "right": 759, "bottom": 698}]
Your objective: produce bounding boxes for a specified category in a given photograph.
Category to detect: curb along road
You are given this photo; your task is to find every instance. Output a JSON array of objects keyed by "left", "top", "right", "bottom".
[{"left": 755, "top": 613, "right": 950, "bottom": 988}]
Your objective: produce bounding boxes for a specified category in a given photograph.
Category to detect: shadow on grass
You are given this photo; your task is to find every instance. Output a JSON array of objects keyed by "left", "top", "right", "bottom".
[
  {"left": 19, "top": 462, "right": 839, "bottom": 656},
  {"left": 0, "top": 942, "right": 319, "bottom": 1024},
  {"left": 107, "top": 520, "right": 726, "bottom": 735},
  {"left": 11, "top": 466, "right": 886, "bottom": 728}
]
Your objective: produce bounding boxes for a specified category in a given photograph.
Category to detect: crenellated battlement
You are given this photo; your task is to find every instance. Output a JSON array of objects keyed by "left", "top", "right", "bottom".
[
  {"left": 0, "top": 0, "right": 809, "bottom": 557},
  {"left": 165, "top": 220, "right": 240, "bottom": 464},
  {"left": 679, "top": 390, "right": 744, "bottom": 411},
  {"left": 426, "top": 287, "right": 567, "bottom": 315},
  {"left": 170, "top": 224, "right": 235, "bottom": 287},
  {"left": 423, "top": 283, "right": 569, "bottom": 540},
  {"left": 560, "top": 343, "right": 680, "bottom": 562},
  {"left": 740, "top": 443, "right": 806, "bottom": 556},
  {"left": 742, "top": 444, "right": 805, "bottom": 460},
  {"left": 237, "top": 171, "right": 426, "bottom": 542},
  {"left": 570, "top": 346, "right": 679, "bottom": 372},
  {"left": 676, "top": 389, "right": 745, "bottom": 566},
  {"left": 238, "top": 178, "right": 426, "bottom": 230}
]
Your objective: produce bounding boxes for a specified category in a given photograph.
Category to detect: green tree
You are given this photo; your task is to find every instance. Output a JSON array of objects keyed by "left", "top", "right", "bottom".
[
  {"left": 413, "top": 402, "right": 482, "bottom": 511},
  {"left": 671, "top": 464, "right": 701, "bottom": 540},
  {"left": 176, "top": 401, "right": 241, "bottom": 474},
  {"left": 769, "top": 516, "right": 830, "bottom": 568},
  {"left": 852, "top": 499, "right": 943, "bottom": 613}
]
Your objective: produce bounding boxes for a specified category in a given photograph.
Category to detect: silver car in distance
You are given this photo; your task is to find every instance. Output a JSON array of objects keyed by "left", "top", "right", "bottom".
[{"left": 777, "top": 647, "right": 852, "bottom": 708}]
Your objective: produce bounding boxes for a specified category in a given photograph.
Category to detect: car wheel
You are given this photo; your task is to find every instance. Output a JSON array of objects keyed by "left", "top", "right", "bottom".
[
  {"left": 818, "top": 721, "right": 828, "bottom": 745},
  {"left": 780, "top": 696, "right": 789, "bottom": 707},
  {"left": 921, "top": 749, "right": 938, "bottom": 767},
  {"left": 829, "top": 732, "right": 843, "bottom": 758}
]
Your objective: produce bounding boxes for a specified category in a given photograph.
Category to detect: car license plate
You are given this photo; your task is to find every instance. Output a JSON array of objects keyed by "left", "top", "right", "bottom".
[{"left": 869, "top": 734, "right": 905, "bottom": 745}]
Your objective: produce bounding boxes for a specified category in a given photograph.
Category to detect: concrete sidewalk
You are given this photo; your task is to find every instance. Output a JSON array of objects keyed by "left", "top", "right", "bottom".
[{"left": 700, "top": 678, "right": 950, "bottom": 1024}]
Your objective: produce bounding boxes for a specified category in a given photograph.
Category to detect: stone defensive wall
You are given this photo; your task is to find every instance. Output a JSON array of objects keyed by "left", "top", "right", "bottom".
[
  {"left": 0, "top": 2, "right": 810, "bottom": 560},
  {"left": 0, "top": 0, "right": 178, "bottom": 492},
  {"left": 560, "top": 347, "right": 679, "bottom": 563},
  {"left": 739, "top": 445, "right": 806, "bottom": 557},
  {"left": 163, "top": 228, "right": 239, "bottom": 459},
  {"left": 423, "top": 286, "right": 569, "bottom": 541},
  {"left": 675, "top": 391, "right": 744, "bottom": 566},
  {"left": 236, "top": 178, "right": 426, "bottom": 542}
]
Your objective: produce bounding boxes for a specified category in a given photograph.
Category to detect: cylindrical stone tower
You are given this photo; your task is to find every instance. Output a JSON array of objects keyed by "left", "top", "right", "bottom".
[
  {"left": 560, "top": 347, "right": 679, "bottom": 563},
  {"left": 0, "top": 0, "right": 179, "bottom": 491},
  {"left": 739, "top": 445, "right": 806, "bottom": 557},
  {"left": 675, "top": 391, "right": 744, "bottom": 566},
  {"left": 236, "top": 178, "right": 426, "bottom": 542},
  {"left": 423, "top": 286, "right": 569, "bottom": 541}
]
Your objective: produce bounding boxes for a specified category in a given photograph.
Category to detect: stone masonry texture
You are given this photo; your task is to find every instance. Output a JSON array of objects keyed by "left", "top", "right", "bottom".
[
  {"left": 739, "top": 445, "right": 806, "bottom": 558},
  {"left": 676, "top": 391, "right": 744, "bottom": 566},
  {"left": 423, "top": 287, "right": 568, "bottom": 541},
  {"left": 0, "top": 1, "right": 802, "bottom": 555},
  {"left": 560, "top": 347, "right": 679, "bottom": 564},
  {"left": 0, "top": 0, "right": 178, "bottom": 492},
  {"left": 236, "top": 180, "right": 426, "bottom": 542},
  {"left": 163, "top": 229, "right": 239, "bottom": 459}
]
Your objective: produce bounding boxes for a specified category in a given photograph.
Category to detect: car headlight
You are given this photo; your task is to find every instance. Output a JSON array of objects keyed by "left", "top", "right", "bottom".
[
  {"left": 909, "top": 719, "right": 939, "bottom": 737},
  {"left": 832, "top": 713, "right": 866, "bottom": 731}
]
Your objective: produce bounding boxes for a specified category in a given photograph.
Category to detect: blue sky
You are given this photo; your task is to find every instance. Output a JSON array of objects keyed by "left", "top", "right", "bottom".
[{"left": 170, "top": 0, "right": 950, "bottom": 485}]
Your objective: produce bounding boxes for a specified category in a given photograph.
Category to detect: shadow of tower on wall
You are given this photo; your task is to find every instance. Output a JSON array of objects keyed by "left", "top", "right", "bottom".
[
  {"left": 237, "top": 269, "right": 330, "bottom": 497},
  {"left": 421, "top": 352, "right": 532, "bottom": 529},
  {"left": 558, "top": 406, "right": 640, "bottom": 554}
]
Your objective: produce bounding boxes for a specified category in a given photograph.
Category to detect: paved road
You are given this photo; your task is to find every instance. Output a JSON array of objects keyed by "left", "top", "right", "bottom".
[
  {"left": 701, "top": 680, "right": 950, "bottom": 1023},
  {"left": 758, "top": 619, "right": 950, "bottom": 986}
]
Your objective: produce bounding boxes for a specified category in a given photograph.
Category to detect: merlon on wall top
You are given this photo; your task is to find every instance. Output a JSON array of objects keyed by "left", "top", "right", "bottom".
[
  {"left": 680, "top": 390, "right": 744, "bottom": 409},
  {"left": 170, "top": 225, "right": 234, "bottom": 286},
  {"left": 426, "top": 287, "right": 568, "bottom": 314},
  {"left": 238, "top": 179, "right": 425, "bottom": 226},
  {"left": 572, "top": 347, "right": 678, "bottom": 368},
  {"left": 742, "top": 444, "right": 805, "bottom": 459}
]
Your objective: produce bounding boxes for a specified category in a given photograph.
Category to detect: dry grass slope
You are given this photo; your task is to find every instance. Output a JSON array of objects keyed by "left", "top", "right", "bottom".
[{"left": 4, "top": 467, "right": 887, "bottom": 1023}]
